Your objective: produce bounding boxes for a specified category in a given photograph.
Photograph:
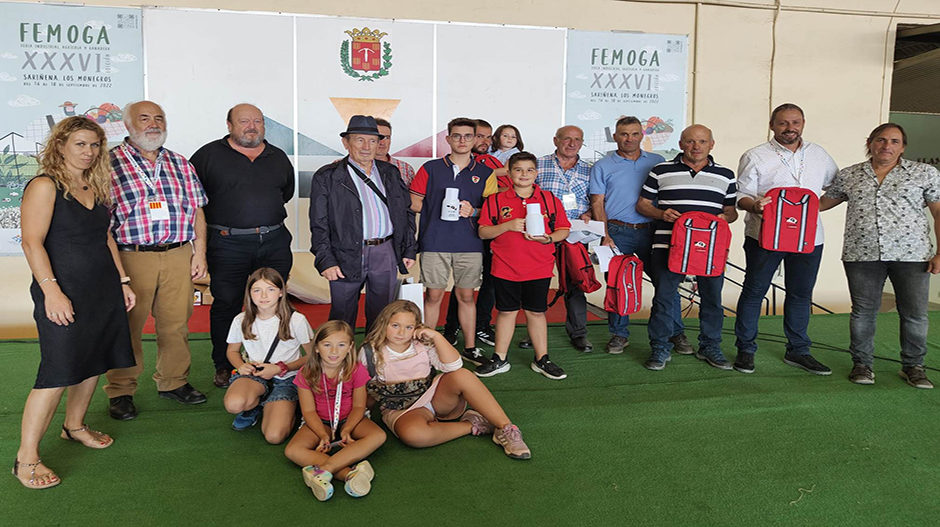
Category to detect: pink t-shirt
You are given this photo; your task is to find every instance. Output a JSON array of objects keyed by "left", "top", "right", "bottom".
[{"left": 293, "top": 363, "right": 371, "bottom": 422}]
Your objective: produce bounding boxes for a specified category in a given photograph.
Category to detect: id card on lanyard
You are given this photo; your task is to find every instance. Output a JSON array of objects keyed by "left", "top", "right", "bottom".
[
  {"left": 125, "top": 146, "right": 170, "bottom": 221},
  {"left": 322, "top": 372, "right": 344, "bottom": 441}
]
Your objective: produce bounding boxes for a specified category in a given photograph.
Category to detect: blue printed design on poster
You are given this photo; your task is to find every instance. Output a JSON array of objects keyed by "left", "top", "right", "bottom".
[
  {"left": 0, "top": 2, "right": 143, "bottom": 254},
  {"left": 565, "top": 30, "right": 688, "bottom": 164}
]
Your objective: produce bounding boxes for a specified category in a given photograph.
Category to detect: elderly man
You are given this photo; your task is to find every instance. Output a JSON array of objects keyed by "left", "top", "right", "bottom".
[
  {"left": 637, "top": 125, "right": 738, "bottom": 371},
  {"left": 105, "top": 100, "right": 209, "bottom": 420},
  {"left": 309, "top": 115, "right": 416, "bottom": 332},
  {"left": 190, "top": 103, "right": 295, "bottom": 388},
  {"left": 374, "top": 118, "right": 416, "bottom": 186},
  {"left": 589, "top": 116, "right": 691, "bottom": 355},
  {"left": 733, "top": 103, "right": 838, "bottom": 376},
  {"left": 535, "top": 125, "right": 594, "bottom": 351}
]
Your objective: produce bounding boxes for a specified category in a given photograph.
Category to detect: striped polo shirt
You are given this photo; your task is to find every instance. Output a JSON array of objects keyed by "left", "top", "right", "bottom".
[{"left": 641, "top": 154, "right": 737, "bottom": 249}]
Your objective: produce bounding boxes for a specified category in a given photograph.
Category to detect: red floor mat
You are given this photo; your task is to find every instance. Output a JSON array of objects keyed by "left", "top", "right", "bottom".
[{"left": 143, "top": 290, "right": 601, "bottom": 334}]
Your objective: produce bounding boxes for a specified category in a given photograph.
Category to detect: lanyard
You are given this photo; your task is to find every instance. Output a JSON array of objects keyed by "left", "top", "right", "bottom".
[
  {"left": 775, "top": 144, "right": 805, "bottom": 183},
  {"left": 122, "top": 145, "right": 164, "bottom": 195},
  {"left": 322, "top": 371, "right": 343, "bottom": 439}
]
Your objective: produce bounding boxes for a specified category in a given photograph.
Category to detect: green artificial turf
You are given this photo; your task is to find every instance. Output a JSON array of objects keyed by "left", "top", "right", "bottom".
[{"left": 1, "top": 313, "right": 939, "bottom": 526}]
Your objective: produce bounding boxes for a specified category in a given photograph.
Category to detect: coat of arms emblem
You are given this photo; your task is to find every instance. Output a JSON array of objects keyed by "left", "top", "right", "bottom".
[{"left": 341, "top": 27, "right": 393, "bottom": 81}]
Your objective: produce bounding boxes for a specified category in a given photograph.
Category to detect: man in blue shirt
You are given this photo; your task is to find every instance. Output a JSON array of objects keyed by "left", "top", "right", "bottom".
[{"left": 589, "top": 116, "right": 692, "bottom": 355}]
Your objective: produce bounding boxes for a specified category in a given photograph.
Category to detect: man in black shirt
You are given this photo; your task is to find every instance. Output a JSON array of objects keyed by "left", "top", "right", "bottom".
[{"left": 190, "top": 103, "right": 295, "bottom": 388}]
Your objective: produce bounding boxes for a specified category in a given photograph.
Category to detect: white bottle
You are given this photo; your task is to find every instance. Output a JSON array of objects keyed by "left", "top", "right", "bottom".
[
  {"left": 441, "top": 188, "right": 460, "bottom": 221},
  {"left": 525, "top": 202, "right": 545, "bottom": 237}
]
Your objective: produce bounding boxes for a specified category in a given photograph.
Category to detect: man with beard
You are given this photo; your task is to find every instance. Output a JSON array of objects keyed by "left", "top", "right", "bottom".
[
  {"left": 190, "top": 104, "right": 295, "bottom": 388},
  {"left": 105, "top": 100, "right": 209, "bottom": 420},
  {"left": 732, "top": 103, "right": 838, "bottom": 375}
]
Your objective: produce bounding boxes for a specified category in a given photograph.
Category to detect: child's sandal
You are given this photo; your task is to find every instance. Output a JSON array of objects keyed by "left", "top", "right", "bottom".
[
  {"left": 12, "top": 459, "right": 60, "bottom": 489},
  {"left": 345, "top": 461, "right": 374, "bottom": 498},
  {"left": 302, "top": 465, "right": 334, "bottom": 501},
  {"left": 61, "top": 424, "right": 113, "bottom": 449}
]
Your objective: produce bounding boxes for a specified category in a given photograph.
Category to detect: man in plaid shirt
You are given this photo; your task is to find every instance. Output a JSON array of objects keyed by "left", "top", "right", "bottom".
[
  {"left": 104, "top": 100, "right": 209, "bottom": 421},
  {"left": 535, "top": 125, "right": 595, "bottom": 352}
]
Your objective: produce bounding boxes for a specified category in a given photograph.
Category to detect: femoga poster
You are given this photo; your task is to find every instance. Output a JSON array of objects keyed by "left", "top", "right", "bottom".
[{"left": 0, "top": 2, "right": 143, "bottom": 254}]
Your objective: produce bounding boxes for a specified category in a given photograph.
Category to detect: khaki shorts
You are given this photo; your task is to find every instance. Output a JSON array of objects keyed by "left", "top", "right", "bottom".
[{"left": 420, "top": 252, "right": 483, "bottom": 290}]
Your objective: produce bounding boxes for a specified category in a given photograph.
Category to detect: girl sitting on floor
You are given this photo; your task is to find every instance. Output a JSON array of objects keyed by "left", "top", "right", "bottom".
[
  {"left": 285, "top": 320, "right": 386, "bottom": 501},
  {"left": 360, "top": 299, "right": 531, "bottom": 459},
  {"left": 223, "top": 268, "right": 311, "bottom": 443}
]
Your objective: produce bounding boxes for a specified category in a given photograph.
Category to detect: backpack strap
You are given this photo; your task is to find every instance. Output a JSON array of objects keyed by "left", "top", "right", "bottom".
[
  {"left": 547, "top": 242, "right": 568, "bottom": 308},
  {"left": 360, "top": 343, "right": 377, "bottom": 378},
  {"left": 489, "top": 193, "right": 500, "bottom": 226},
  {"left": 540, "top": 190, "right": 557, "bottom": 232}
]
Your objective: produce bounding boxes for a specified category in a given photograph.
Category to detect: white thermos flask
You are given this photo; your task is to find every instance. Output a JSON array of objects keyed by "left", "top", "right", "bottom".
[
  {"left": 525, "top": 202, "right": 545, "bottom": 237},
  {"left": 441, "top": 188, "right": 460, "bottom": 221}
]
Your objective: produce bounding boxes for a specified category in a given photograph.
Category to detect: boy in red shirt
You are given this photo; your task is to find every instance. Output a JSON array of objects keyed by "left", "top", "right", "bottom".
[{"left": 474, "top": 152, "right": 571, "bottom": 380}]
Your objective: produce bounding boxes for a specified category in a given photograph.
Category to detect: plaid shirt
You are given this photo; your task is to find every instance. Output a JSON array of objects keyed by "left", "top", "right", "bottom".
[
  {"left": 536, "top": 152, "right": 592, "bottom": 219},
  {"left": 386, "top": 155, "right": 417, "bottom": 186},
  {"left": 109, "top": 139, "right": 208, "bottom": 245}
]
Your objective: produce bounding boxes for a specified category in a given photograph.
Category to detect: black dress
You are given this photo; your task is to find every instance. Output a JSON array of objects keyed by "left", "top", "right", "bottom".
[{"left": 29, "top": 176, "right": 134, "bottom": 389}]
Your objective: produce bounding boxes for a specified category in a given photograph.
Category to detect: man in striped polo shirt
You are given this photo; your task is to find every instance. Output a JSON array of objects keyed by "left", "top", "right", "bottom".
[{"left": 636, "top": 125, "right": 738, "bottom": 371}]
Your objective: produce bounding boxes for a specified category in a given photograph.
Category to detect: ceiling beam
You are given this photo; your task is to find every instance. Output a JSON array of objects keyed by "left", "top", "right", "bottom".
[{"left": 898, "top": 23, "right": 940, "bottom": 41}]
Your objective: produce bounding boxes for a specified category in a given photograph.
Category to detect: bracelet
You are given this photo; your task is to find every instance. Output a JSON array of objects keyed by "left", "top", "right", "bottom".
[
  {"left": 120, "top": 276, "right": 131, "bottom": 284},
  {"left": 276, "top": 361, "right": 289, "bottom": 375},
  {"left": 38, "top": 277, "right": 57, "bottom": 286}
]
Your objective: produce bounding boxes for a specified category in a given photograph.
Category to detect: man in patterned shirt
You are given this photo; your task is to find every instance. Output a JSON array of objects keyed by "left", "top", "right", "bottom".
[
  {"left": 105, "top": 100, "right": 209, "bottom": 421},
  {"left": 733, "top": 103, "right": 839, "bottom": 376},
  {"left": 375, "top": 118, "right": 416, "bottom": 186},
  {"left": 821, "top": 123, "right": 940, "bottom": 388},
  {"left": 536, "top": 125, "right": 595, "bottom": 352}
]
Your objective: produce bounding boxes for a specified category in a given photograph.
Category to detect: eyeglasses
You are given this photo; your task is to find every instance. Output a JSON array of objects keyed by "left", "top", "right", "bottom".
[{"left": 450, "top": 133, "right": 475, "bottom": 142}]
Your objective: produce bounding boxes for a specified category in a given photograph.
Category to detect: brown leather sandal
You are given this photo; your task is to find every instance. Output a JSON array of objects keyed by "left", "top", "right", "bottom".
[
  {"left": 60, "top": 424, "right": 113, "bottom": 449},
  {"left": 12, "top": 459, "right": 60, "bottom": 489}
]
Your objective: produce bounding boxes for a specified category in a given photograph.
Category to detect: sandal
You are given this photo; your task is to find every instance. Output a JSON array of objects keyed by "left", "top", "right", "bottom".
[
  {"left": 12, "top": 459, "right": 60, "bottom": 489},
  {"left": 60, "top": 424, "right": 113, "bottom": 449}
]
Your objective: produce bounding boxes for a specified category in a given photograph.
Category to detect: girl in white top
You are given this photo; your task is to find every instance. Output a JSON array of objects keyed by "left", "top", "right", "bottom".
[
  {"left": 491, "top": 124, "right": 523, "bottom": 164},
  {"left": 360, "top": 300, "right": 532, "bottom": 459},
  {"left": 223, "top": 268, "right": 312, "bottom": 444}
]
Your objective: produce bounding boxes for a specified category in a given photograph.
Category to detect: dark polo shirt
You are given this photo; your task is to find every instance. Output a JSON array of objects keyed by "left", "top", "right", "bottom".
[{"left": 190, "top": 135, "right": 295, "bottom": 228}]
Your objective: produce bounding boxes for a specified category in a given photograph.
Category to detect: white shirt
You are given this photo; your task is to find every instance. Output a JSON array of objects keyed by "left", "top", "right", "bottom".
[
  {"left": 226, "top": 311, "right": 313, "bottom": 379},
  {"left": 736, "top": 139, "right": 838, "bottom": 245}
]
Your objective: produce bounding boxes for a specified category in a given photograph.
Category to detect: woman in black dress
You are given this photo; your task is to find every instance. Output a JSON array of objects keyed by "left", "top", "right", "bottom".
[{"left": 14, "top": 117, "right": 136, "bottom": 489}]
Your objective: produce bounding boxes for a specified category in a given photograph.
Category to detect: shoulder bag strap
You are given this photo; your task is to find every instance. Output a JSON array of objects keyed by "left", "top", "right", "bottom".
[{"left": 347, "top": 160, "right": 389, "bottom": 206}]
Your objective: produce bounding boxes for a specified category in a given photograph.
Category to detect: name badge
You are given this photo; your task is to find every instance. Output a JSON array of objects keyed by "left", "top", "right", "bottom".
[
  {"left": 562, "top": 193, "right": 578, "bottom": 211},
  {"left": 148, "top": 200, "right": 170, "bottom": 221}
]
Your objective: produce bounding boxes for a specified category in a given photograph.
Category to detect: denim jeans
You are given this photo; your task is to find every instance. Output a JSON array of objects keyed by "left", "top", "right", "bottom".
[
  {"left": 734, "top": 237, "right": 823, "bottom": 356},
  {"left": 648, "top": 248, "right": 725, "bottom": 353},
  {"left": 606, "top": 224, "right": 684, "bottom": 339},
  {"left": 843, "top": 261, "right": 930, "bottom": 367}
]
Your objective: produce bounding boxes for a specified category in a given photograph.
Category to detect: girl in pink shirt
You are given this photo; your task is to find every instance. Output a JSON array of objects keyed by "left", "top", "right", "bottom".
[
  {"left": 284, "top": 320, "right": 386, "bottom": 501},
  {"left": 360, "top": 300, "right": 531, "bottom": 459}
]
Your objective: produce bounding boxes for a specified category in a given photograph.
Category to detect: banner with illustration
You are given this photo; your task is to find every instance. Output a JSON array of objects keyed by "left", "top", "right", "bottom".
[
  {"left": 565, "top": 30, "right": 688, "bottom": 164},
  {"left": 0, "top": 2, "right": 143, "bottom": 254}
]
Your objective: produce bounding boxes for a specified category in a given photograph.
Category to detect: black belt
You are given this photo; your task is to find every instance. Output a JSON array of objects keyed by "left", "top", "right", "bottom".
[
  {"left": 607, "top": 220, "right": 650, "bottom": 229},
  {"left": 209, "top": 223, "right": 284, "bottom": 236},
  {"left": 364, "top": 235, "right": 393, "bottom": 246},
  {"left": 118, "top": 241, "right": 187, "bottom": 252}
]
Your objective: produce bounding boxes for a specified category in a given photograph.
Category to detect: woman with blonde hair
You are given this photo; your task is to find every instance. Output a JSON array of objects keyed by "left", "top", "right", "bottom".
[{"left": 14, "top": 116, "right": 136, "bottom": 489}]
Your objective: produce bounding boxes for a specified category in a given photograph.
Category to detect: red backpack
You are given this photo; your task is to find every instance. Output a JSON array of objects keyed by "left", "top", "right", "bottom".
[
  {"left": 548, "top": 241, "right": 601, "bottom": 307},
  {"left": 604, "top": 255, "right": 643, "bottom": 316},
  {"left": 759, "top": 187, "right": 819, "bottom": 254},
  {"left": 668, "top": 212, "right": 731, "bottom": 277}
]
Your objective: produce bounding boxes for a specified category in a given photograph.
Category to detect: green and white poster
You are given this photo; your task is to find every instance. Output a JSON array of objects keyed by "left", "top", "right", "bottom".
[
  {"left": 0, "top": 2, "right": 143, "bottom": 254},
  {"left": 565, "top": 30, "right": 688, "bottom": 164}
]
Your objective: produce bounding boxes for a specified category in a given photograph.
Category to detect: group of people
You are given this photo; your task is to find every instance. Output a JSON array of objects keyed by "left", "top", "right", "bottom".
[{"left": 12, "top": 99, "right": 940, "bottom": 497}]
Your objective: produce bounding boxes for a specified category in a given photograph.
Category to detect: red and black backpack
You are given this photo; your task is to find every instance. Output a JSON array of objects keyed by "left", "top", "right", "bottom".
[{"left": 548, "top": 241, "right": 601, "bottom": 307}]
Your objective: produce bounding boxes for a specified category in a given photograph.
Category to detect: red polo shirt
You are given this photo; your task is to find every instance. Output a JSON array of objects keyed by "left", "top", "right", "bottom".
[
  {"left": 479, "top": 185, "right": 571, "bottom": 281},
  {"left": 474, "top": 153, "right": 511, "bottom": 189}
]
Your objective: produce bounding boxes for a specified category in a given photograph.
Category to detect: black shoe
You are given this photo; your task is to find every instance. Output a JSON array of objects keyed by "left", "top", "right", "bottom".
[
  {"left": 475, "top": 327, "right": 496, "bottom": 347},
  {"left": 669, "top": 334, "right": 695, "bottom": 355},
  {"left": 158, "top": 383, "right": 208, "bottom": 404},
  {"left": 733, "top": 352, "right": 755, "bottom": 374},
  {"left": 474, "top": 354, "right": 511, "bottom": 378},
  {"left": 783, "top": 354, "right": 832, "bottom": 376},
  {"left": 570, "top": 336, "right": 594, "bottom": 353},
  {"left": 109, "top": 395, "right": 138, "bottom": 421},
  {"left": 531, "top": 355, "right": 567, "bottom": 380},
  {"left": 518, "top": 337, "right": 533, "bottom": 349},
  {"left": 443, "top": 328, "right": 459, "bottom": 346},
  {"left": 213, "top": 368, "right": 232, "bottom": 388},
  {"left": 461, "top": 347, "right": 489, "bottom": 366}
]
